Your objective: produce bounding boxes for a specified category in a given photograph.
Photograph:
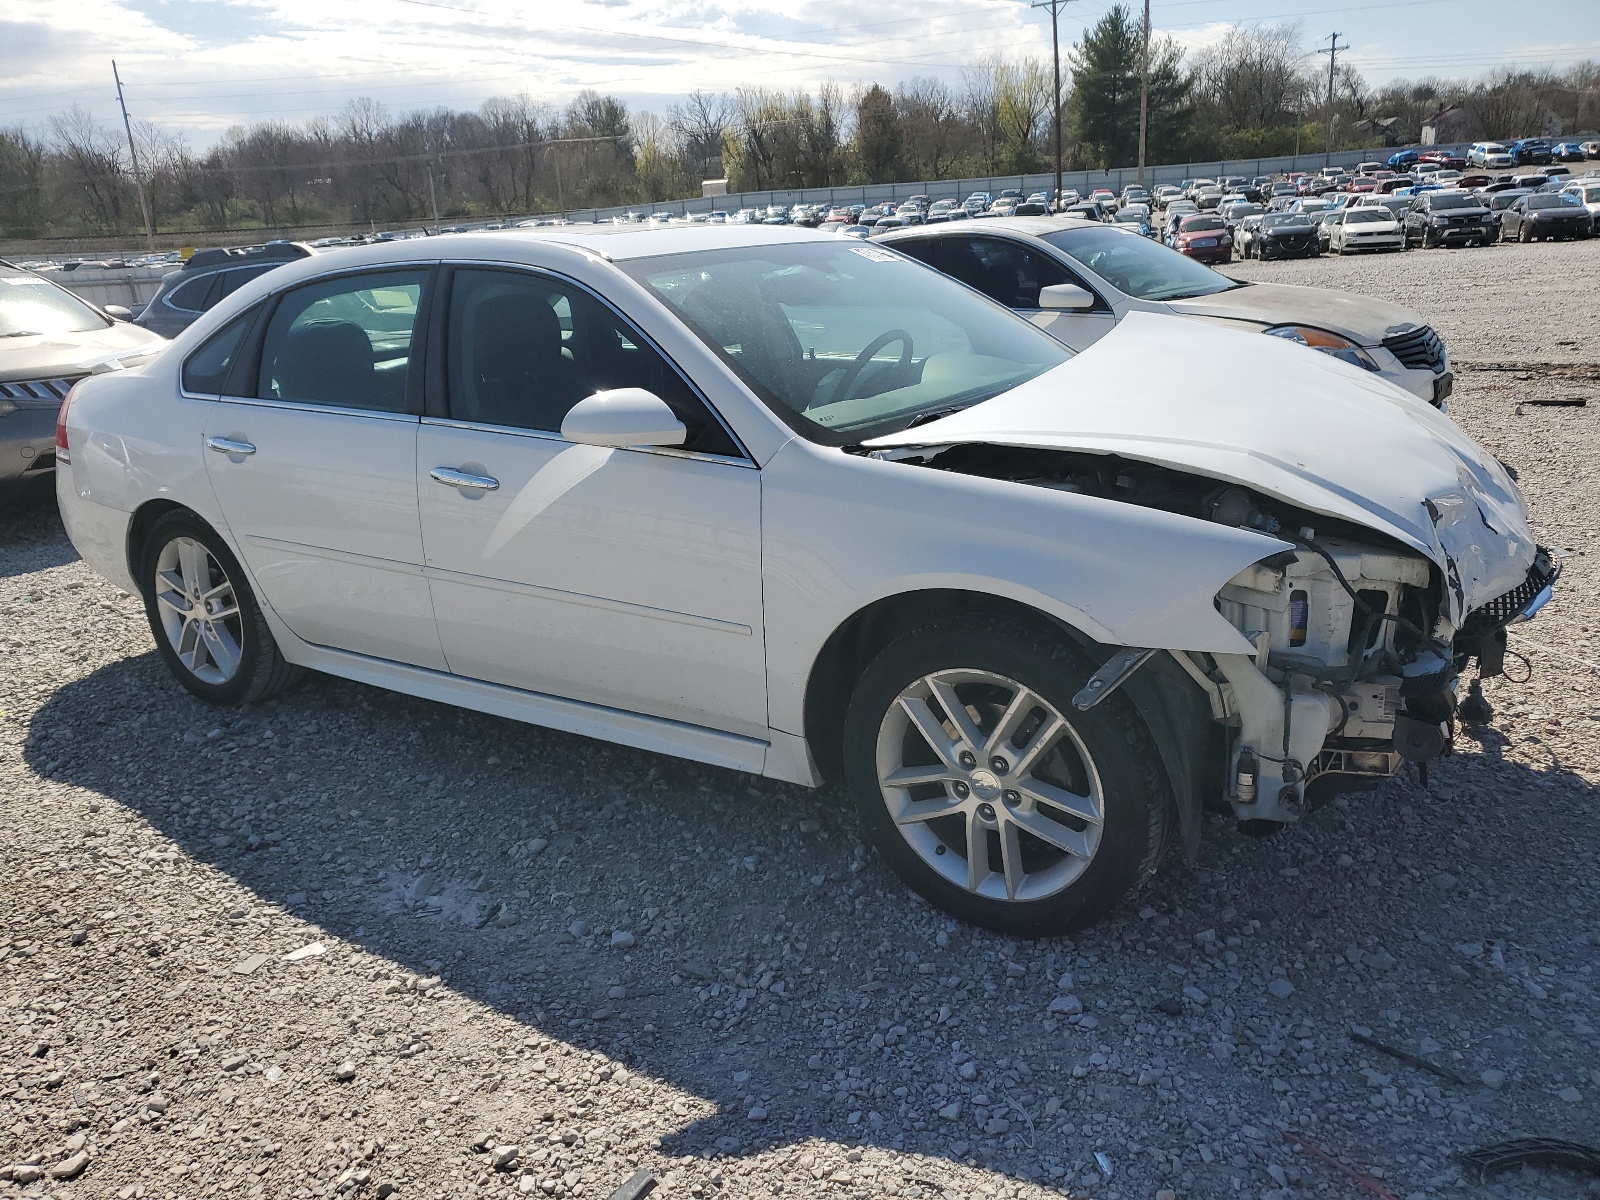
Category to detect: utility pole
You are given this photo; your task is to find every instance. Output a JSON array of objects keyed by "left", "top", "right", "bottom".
[
  {"left": 1136, "top": 0, "right": 1151, "bottom": 186},
  {"left": 1318, "top": 32, "right": 1349, "bottom": 169},
  {"left": 427, "top": 165, "right": 440, "bottom": 230},
  {"left": 112, "top": 61, "right": 155, "bottom": 251},
  {"left": 1032, "top": 0, "right": 1075, "bottom": 210}
]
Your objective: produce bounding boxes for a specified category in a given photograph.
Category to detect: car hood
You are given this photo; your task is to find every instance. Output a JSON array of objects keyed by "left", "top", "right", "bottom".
[
  {"left": 1161, "top": 279, "right": 1428, "bottom": 346},
  {"left": 0, "top": 321, "right": 165, "bottom": 383},
  {"left": 866, "top": 312, "right": 1534, "bottom": 624}
]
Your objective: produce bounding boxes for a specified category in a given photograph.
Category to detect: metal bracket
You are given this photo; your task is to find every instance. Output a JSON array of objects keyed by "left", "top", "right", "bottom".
[{"left": 1072, "top": 647, "right": 1156, "bottom": 711}]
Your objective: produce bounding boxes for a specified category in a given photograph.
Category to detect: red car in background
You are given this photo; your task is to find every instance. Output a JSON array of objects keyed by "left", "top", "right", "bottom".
[
  {"left": 1174, "top": 214, "right": 1233, "bottom": 263},
  {"left": 1418, "top": 151, "right": 1467, "bottom": 170},
  {"left": 1347, "top": 175, "right": 1378, "bottom": 193}
]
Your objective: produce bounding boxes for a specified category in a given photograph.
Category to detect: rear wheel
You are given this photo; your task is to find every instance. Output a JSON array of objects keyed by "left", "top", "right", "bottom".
[
  {"left": 139, "top": 511, "right": 302, "bottom": 706},
  {"left": 842, "top": 619, "right": 1174, "bottom": 936}
]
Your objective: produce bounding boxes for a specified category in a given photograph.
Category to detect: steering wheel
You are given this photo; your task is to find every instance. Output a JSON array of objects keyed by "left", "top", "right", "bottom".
[{"left": 822, "top": 329, "right": 913, "bottom": 408}]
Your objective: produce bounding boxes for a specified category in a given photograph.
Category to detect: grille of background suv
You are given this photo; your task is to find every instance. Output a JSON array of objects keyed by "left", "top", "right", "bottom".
[
  {"left": 1381, "top": 325, "right": 1445, "bottom": 373},
  {"left": 0, "top": 377, "right": 80, "bottom": 403}
]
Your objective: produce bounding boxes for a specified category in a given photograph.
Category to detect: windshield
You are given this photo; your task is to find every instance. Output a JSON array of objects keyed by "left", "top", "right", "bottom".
[
  {"left": 1041, "top": 226, "right": 1237, "bottom": 301},
  {"left": 1345, "top": 209, "right": 1391, "bottom": 224},
  {"left": 1527, "top": 194, "right": 1577, "bottom": 209},
  {"left": 0, "top": 272, "right": 109, "bottom": 337},
  {"left": 622, "top": 242, "right": 1069, "bottom": 443},
  {"left": 1262, "top": 215, "right": 1313, "bottom": 228},
  {"left": 1428, "top": 193, "right": 1479, "bottom": 210},
  {"left": 1179, "top": 216, "right": 1226, "bottom": 232}
]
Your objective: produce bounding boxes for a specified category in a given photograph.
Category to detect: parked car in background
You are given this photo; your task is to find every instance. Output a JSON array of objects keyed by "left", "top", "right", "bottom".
[
  {"left": 1234, "top": 214, "right": 1266, "bottom": 259},
  {"left": 875, "top": 217, "right": 1455, "bottom": 405},
  {"left": 1401, "top": 191, "right": 1494, "bottom": 248},
  {"left": 1326, "top": 207, "right": 1405, "bottom": 254},
  {"left": 1388, "top": 149, "right": 1421, "bottom": 169},
  {"left": 1465, "top": 142, "right": 1510, "bottom": 169},
  {"left": 1173, "top": 214, "right": 1232, "bottom": 263},
  {"left": 1498, "top": 193, "right": 1594, "bottom": 241},
  {"left": 1512, "top": 138, "right": 1553, "bottom": 165},
  {"left": 1249, "top": 214, "right": 1320, "bottom": 260},
  {"left": 1192, "top": 184, "right": 1225, "bottom": 210},
  {"left": 1553, "top": 142, "right": 1589, "bottom": 162},
  {"left": 1111, "top": 206, "right": 1152, "bottom": 237},
  {"left": 1016, "top": 193, "right": 1051, "bottom": 216},
  {"left": 1484, "top": 188, "right": 1536, "bottom": 233},
  {"left": 135, "top": 242, "right": 313, "bottom": 338},
  {"left": 1560, "top": 179, "right": 1600, "bottom": 218},
  {"left": 1312, "top": 210, "right": 1342, "bottom": 254},
  {"left": 1120, "top": 185, "right": 1151, "bottom": 208},
  {"left": 1, "top": 261, "right": 164, "bottom": 481},
  {"left": 1220, "top": 201, "right": 1263, "bottom": 230}
]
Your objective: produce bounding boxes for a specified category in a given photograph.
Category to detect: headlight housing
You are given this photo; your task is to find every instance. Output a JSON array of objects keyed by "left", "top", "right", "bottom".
[{"left": 1264, "top": 325, "right": 1382, "bottom": 372}]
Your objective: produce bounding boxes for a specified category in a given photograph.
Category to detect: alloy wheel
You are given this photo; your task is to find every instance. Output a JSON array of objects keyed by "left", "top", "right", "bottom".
[
  {"left": 153, "top": 537, "right": 244, "bottom": 685},
  {"left": 873, "top": 669, "right": 1104, "bottom": 903}
]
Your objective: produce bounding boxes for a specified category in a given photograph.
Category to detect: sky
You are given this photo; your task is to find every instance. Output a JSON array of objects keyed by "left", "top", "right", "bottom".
[{"left": 1, "top": 0, "right": 1597, "bottom": 146}]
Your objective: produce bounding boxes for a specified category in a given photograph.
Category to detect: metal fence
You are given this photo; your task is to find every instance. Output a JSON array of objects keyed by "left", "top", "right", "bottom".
[{"left": 554, "top": 145, "right": 1473, "bottom": 225}]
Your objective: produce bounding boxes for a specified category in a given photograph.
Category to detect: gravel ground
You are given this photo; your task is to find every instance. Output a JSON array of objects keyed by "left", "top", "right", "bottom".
[{"left": 3, "top": 239, "right": 1599, "bottom": 1200}]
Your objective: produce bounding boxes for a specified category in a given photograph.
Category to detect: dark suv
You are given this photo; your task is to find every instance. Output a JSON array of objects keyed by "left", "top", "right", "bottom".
[
  {"left": 1401, "top": 191, "right": 1494, "bottom": 248},
  {"left": 135, "top": 242, "right": 313, "bottom": 338}
]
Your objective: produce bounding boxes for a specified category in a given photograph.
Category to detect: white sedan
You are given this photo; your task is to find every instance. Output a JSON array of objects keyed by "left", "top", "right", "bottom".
[
  {"left": 1326, "top": 207, "right": 1405, "bottom": 253},
  {"left": 56, "top": 226, "right": 1554, "bottom": 935}
]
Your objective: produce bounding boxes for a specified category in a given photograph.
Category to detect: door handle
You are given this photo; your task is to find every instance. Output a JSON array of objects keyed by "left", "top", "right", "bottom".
[
  {"left": 206, "top": 436, "right": 256, "bottom": 456},
  {"left": 430, "top": 467, "right": 499, "bottom": 492}
]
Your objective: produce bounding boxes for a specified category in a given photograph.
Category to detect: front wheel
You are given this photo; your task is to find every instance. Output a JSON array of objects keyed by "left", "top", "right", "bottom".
[
  {"left": 139, "top": 511, "right": 302, "bottom": 706},
  {"left": 842, "top": 620, "right": 1174, "bottom": 936}
]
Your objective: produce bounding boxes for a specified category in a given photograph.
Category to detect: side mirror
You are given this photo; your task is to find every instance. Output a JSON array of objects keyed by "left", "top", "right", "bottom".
[
  {"left": 560, "top": 388, "right": 686, "bottom": 449},
  {"left": 1038, "top": 283, "right": 1096, "bottom": 311},
  {"left": 104, "top": 304, "right": 132, "bottom": 322}
]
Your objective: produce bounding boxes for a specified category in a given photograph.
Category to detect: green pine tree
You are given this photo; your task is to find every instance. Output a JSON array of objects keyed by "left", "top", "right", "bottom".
[{"left": 1069, "top": 5, "right": 1192, "bottom": 169}]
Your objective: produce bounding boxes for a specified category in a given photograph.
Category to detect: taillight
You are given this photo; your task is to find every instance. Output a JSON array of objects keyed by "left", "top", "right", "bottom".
[{"left": 56, "top": 381, "right": 79, "bottom": 465}]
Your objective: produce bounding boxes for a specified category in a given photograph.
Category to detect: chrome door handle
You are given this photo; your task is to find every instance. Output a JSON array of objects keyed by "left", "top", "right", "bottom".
[
  {"left": 206, "top": 436, "right": 255, "bottom": 455},
  {"left": 430, "top": 467, "right": 499, "bottom": 491}
]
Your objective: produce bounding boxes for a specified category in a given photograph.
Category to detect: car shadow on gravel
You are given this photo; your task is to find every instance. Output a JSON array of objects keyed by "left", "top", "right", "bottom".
[
  {"left": 0, "top": 478, "right": 79, "bottom": 578},
  {"left": 23, "top": 650, "right": 1600, "bottom": 1191}
]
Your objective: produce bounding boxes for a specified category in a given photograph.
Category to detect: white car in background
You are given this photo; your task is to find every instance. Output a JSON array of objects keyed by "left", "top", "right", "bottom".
[
  {"left": 1325, "top": 207, "right": 1405, "bottom": 254},
  {"left": 54, "top": 226, "right": 1553, "bottom": 935},
  {"left": 1468, "top": 142, "right": 1515, "bottom": 169},
  {"left": 1561, "top": 180, "right": 1600, "bottom": 218}
]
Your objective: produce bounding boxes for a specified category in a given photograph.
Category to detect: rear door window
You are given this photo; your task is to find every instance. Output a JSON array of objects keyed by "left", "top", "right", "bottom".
[
  {"left": 257, "top": 270, "right": 429, "bottom": 413},
  {"left": 182, "top": 308, "right": 260, "bottom": 396},
  {"left": 168, "top": 273, "right": 219, "bottom": 313}
]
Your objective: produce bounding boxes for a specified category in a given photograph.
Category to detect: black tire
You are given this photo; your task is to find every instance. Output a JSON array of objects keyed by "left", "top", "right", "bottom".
[
  {"left": 842, "top": 618, "right": 1175, "bottom": 937},
  {"left": 138, "top": 510, "right": 302, "bottom": 706}
]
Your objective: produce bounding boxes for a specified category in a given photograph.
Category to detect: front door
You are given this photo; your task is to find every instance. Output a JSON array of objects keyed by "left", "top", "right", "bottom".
[
  {"left": 202, "top": 267, "right": 446, "bottom": 670},
  {"left": 416, "top": 267, "right": 767, "bottom": 737}
]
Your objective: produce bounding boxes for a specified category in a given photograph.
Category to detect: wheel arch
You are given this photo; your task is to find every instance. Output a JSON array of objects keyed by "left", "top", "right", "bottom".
[
  {"left": 126, "top": 499, "right": 201, "bottom": 583},
  {"left": 801, "top": 587, "right": 1222, "bottom": 862}
]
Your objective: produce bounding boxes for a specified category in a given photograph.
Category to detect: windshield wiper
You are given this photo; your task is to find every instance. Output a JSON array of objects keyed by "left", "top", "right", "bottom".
[
  {"left": 0, "top": 331, "right": 45, "bottom": 338},
  {"left": 905, "top": 404, "right": 973, "bottom": 429}
]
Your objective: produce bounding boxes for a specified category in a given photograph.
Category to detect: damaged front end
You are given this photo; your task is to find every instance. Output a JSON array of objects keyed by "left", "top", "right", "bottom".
[
  {"left": 1210, "top": 518, "right": 1558, "bottom": 822},
  {"left": 876, "top": 442, "right": 1557, "bottom": 826}
]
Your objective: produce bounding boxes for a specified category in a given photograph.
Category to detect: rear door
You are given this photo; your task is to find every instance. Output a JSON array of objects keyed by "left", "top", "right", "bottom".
[{"left": 202, "top": 267, "right": 446, "bottom": 669}]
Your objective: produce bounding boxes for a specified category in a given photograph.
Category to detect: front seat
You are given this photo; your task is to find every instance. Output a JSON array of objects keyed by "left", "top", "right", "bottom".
[{"left": 471, "top": 294, "right": 586, "bottom": 430}]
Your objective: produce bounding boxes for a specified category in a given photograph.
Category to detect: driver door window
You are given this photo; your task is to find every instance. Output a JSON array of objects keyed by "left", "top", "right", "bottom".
[
  {"left": 937, "top": 236, "right": 1071, "bottom": 309},
  {"left": 444, "top": 268, "right": 737, "bottom": 456}
]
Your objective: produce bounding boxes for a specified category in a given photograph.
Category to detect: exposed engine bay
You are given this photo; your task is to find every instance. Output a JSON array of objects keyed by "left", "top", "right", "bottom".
[{"left": 888, "top": 443, "right": 1560, "bottom": 825}]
